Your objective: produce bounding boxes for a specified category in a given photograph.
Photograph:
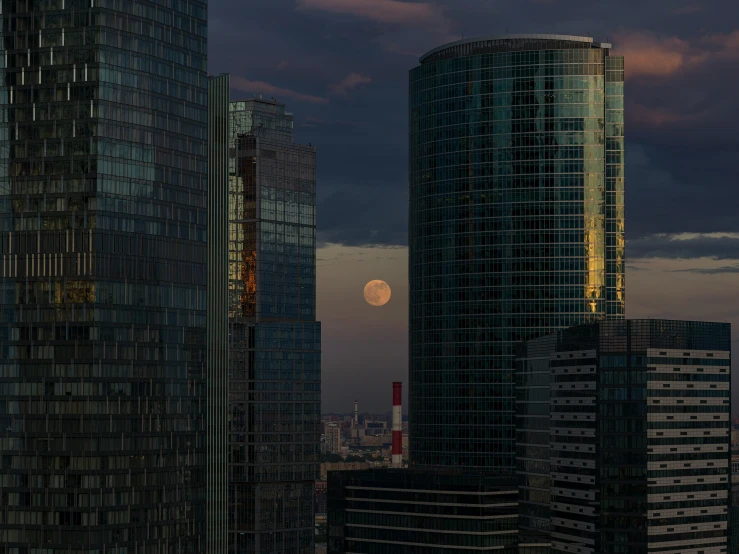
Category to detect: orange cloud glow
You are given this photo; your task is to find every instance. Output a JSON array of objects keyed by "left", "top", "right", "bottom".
[
  {"left": 615, "top": 30, "right": 739, "bottom": 80},
  {"left": 329, "top": 73, "right": 373, "bottom": 96},
  {"left": 231, "top": 76, "right": 328, "bottom": 105},
  {"left": 629, "top": 104, "right": 686, "bottom": 127},
  {"left": 615, "top": 32, "right": 694, "bottom": 79},
  {"left": 297, "top": 0, "right": 448, "bottom": 29}
]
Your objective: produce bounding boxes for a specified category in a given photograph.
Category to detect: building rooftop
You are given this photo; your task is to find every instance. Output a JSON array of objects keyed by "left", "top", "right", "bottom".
[{"left": 419, "top": 34, "right": 612, "bottom": 63}]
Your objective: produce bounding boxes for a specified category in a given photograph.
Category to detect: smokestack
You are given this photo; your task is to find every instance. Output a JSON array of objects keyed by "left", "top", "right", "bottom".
[
  {"left": 354, "top": 399, "right": 358, "bottom": 426},
  {"left": 392, "top": 382, "right": 402, "bottom": 468}
]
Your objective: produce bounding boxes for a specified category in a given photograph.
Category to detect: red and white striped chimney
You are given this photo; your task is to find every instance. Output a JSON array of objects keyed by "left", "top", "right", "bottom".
[{"left": 392, "top": 382, "right": 402, "bottom": 468}]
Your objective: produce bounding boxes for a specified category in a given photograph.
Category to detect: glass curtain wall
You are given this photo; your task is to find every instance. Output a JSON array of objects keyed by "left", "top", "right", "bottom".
[
  {"left": 408, "top": 35, "right": 625, "bottom": 471},
  {"left": 0, "top": 1, "right": 208, "bottom": 551},
  {"left": 227, "top": 99, "right": 320, "bottom": 554}
]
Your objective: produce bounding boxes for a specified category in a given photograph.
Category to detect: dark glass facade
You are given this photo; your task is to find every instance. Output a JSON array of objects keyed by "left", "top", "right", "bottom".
[
  {"left": 207, "top": 74, "right": 230, "bottom": 554},
  {"left": 327, "top": 469, "right": 518, "bottom": 554},
  {"left": 226, "top": 99, "right": 321, "bottom": 554},
  {"left": 408, "top": 34, "right": 625, "bottom": 471},
  {"left": 515, "top": 334, "right": 556, "bottom": 551},
  {"left": 731, "top": 484, "right": 739, "bottom": 554},
  {"left": 0, "top": 1, "right": 207, "bottom": 552},
  {"left": 516, "top": 320, "right": 732, "bottom": 554}
]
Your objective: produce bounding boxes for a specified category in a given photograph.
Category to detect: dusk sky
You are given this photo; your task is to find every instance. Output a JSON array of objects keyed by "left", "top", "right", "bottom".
[{"left": 209, "top": 0, "right": 739, "bottom": 413}]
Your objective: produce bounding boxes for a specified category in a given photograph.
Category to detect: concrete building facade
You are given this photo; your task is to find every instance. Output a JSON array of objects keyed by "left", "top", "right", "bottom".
[
  {"left": 325, "top": 423, "right": 342, "bottom": 455},
  {"left": 517, "top": 319, "right": 731, "bottom": 554}
]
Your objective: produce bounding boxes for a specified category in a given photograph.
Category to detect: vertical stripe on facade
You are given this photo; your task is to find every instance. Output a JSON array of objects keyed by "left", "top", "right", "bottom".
[{"left": 207, "top": 74, "right": 230, "bottom": 554}]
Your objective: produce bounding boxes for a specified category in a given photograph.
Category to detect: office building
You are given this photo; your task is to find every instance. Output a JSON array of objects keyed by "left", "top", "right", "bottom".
[
  {"left": 409, "top": 34, "right": 625, "bottom": 472},
  {"left": 730, "top": 483, "right": 739, "bottom": 554},
  {"left": 327, "top": 33, "right": 626, "bottom": 553},
  {"left": 328, "top": 469, "right": 518, "bottom": 554},
  {"left": 325, "top": 423, "right": 341, "bottom": 454},
  {"left": 0, "top": 2, "right": 207, "bottom": 552},
  {"left": 517, "top": 319, "right": 731, "bottom": 554},
  {"left": 320, "top": 462, "right": 369, "bottom": 481},
  {"left": 209, "top": 91, "right": 321, "bottom": 553},
  {"left": 315, "top": 481, "right": 328, "bottom": 516}
]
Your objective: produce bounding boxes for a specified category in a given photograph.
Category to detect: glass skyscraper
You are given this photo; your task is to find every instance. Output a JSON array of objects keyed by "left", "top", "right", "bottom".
[
  {"left": 209, "top": 93, "right": 321, "bottom": 553},
  {"left": 0, "top": 1, "right": 208, "bottom": 552},
  {"left": 408, "top": 34, "right": 625, "bottom": 471}
]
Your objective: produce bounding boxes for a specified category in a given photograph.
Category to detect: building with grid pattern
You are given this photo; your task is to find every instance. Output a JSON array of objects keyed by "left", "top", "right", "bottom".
[
  {"left": 408, "top": 34, "right": 625, "bottom": 473},
  {"left": 328, "top": 469, "right": 518, "bottom": 554},
  {"left": 0, "top": 2, "right": 208, "bottom": 552},
  {"left": 730, "top": 483, "right": 739, "bottom": 554},
  {"left": 209, "top": 92, "right": 321, "bottom": 553},
  {"left": 516, "top": 320, "right": 731, "bottom": 554}
]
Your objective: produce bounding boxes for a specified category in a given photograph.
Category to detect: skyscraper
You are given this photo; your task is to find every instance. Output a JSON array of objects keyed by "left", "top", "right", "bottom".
[
  {"left": 209, "top": 93, "right": 321, "bottom": 553},
  {"left": 731, "top": 483, "right": 739, "bottom": 554},
  {"left": 0, "top": 2, "right": 208, "bottom": 552},
  {"left": 517, "top": 320, "right": 731, "bottom": 554},
  {"left": 408, "top": 34, "right": 625, "bottom": 471}
]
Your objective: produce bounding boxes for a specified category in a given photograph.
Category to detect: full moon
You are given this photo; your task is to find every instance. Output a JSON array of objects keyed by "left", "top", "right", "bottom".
[{"left": 364, "top": 280, "right": 391, "bottom": 307}]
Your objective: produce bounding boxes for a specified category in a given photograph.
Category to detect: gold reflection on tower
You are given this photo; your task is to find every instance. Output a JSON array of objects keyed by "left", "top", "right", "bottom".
[
  {"left": 240, "top": 247, "right": 256, "bottom": 317},
  {"left": 229, "top": 144, "right": 258, "bottom": 320},
  {"left": 615, "top": 214, "right": 625, "bottom": 309},
  {"left": 583, "top": 172, "right": 605, "bottom": 313}
]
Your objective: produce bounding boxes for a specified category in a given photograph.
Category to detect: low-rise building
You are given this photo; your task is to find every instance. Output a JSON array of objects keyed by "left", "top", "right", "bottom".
[
  {"left": 320, "top": 462, "right": 369, "bottom": 481},
  {"left": 328, "top": 469, "right": 518, "bottom": 553}
]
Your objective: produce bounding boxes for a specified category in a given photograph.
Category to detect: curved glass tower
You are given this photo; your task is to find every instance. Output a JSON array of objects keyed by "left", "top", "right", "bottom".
[{"left": 409, "top": 35, "right": 625, "bottom": 470}]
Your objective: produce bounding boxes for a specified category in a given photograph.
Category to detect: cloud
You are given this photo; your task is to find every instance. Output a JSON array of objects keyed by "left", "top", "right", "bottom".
[
  {"left": 671, "top": 4, "right": 702, "bottom": 15},
  {"left": 628, "top": 233, "right": 739, "bottom": 261},
  {"left": 629, "top": 104, "right": 685, "bottom": 127},
  {"left": 702, "top": 30, "right": 739, "bottom": 51},
  {"left": 615, "top": 30, "right": 739, "bottom": 80},
  {"left": 276, "top": 60, "right": 290, "bottom": 70},
  {"left": 329, "top": 73, "right": 373, "bottom": 96},
  {"left": 674, "top": 264, "right": 739, "bottom": 275},
  {"left": 296, "top": 0, "right": 448, "bottom": 28},
  {"left": 615, "top": 32, "right": 695, "bottom": 79},
  {"left": 301, "top": 116, "right": 366, "bottom": 128},
  {"left": 301, "top": 115, "right": 325, "bottom": 128},
  {"left": 230, "top": 76, "right": 328, "bottom": 104},
  {"left": 318, "top": 187, "right": 408, "bottom": 247}
]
